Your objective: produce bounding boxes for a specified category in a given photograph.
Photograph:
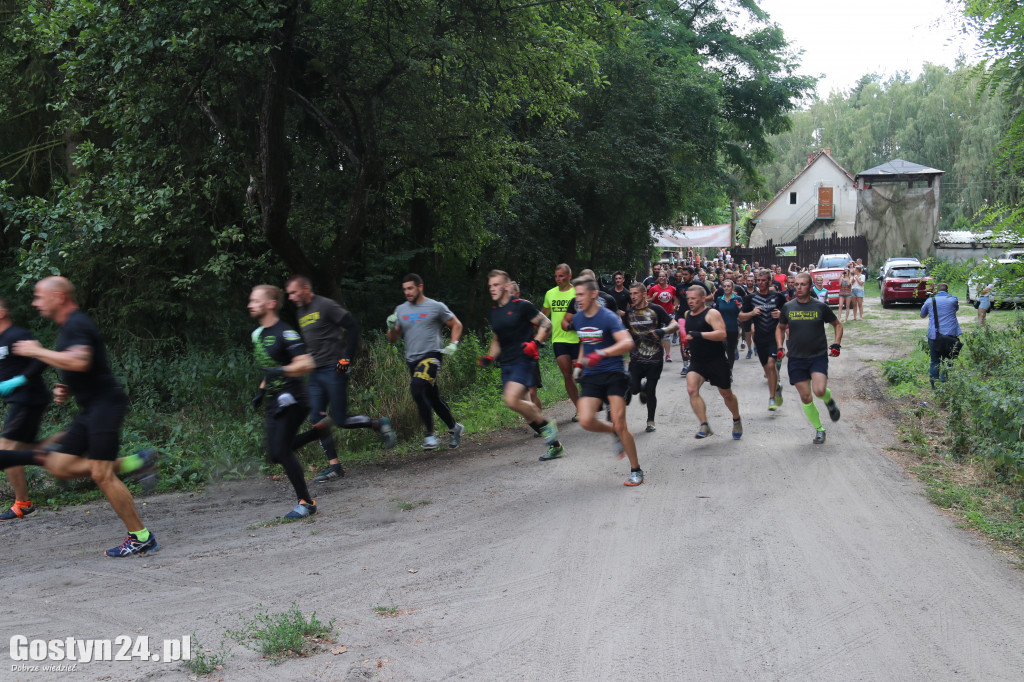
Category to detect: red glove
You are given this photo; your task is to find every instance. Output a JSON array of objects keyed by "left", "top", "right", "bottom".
[
  {"left": 477, "top": 355, "right": 495, "bottom": 368},
  {"left": 335, "top": 357, "right": 351, "bottom": 374},
  {"left": 521, "top": 340, "right": 540, "bottom": 360},
  {"left": 829, "top": 344, "right": 841, "bottom": 357},
  {"left": 584, "top": 351, "right": 605, "bottom": 367},
  {"left": 776, "top": 349, "right": 785, "bottom": 361}
]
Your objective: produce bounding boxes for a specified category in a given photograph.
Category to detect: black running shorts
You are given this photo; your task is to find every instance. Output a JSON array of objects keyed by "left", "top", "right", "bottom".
[
  {"left": 1, "top": 402, "right": 45, "bottom": 443},
  {"left": 56, "top": 395, "right": 128, "bottom": 461},
  {"left": 579, "top": 372, "right": 629, "bottom": 402}
]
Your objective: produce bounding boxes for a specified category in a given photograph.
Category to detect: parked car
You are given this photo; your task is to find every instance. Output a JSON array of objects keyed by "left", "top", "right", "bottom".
[
  {"left": 876, "top": 257, "right": 923, "bottom": 281},
  {"left": 815, "top": 253, "right": 853, "bottom": 270},
  {"left": 967, "top": 258, "right": 1024, "bottom": 306},
  {"left": 879, "top": 264, "right": 932, "bottom": 308}
]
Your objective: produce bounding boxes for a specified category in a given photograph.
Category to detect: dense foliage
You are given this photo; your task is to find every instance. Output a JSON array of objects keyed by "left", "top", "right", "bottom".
[{"left": 0, "top": 0, "right": 812, "bottom": 345}]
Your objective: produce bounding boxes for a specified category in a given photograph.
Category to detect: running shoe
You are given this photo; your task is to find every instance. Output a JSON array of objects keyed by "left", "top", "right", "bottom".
[
  {"left": 624, "top": 469, "right": 644, "bottom": 486},
  {"left": 746, "top": 349, "right": 753, "bottom": 360},
  {"left": 774, "top": 385, "right": 783, "bottom": 407},
  {"left": 539, "top": 444, "right": 564, "bottom": 461},
  {"left": 312, "top": 463, "right": 345, "bottom": 482},
  {"left": 665, "top": 355, "right": 673, "bottom": 363},
  {"left": 740, "top": 341, "right": 746, "bottom": 350},
  {"left": 732, "top": 418, "right": 743, "bottom": 440},
  {"left": 680, "top": 365, "right": 688, "bottom": 376},
  {"left": 813, "top": 429, "right": 827, "bottom": 445},
  {"left": 695, "top": 422, "right": 713, "bottom": 438},
  {"left": 571, "top": 414, "right": 579, "bottom": 423},
  {"left": 646, "top": 421, "right": 656, "bottom": 433},
  {"left": 448, "top": 423, "right": 465, "bottom": 449},
  {"left": 284, "top": 499, "right": 317, "bottom": 519},
  {"left": 825, "top": 399, "right": 841, "bottom": 422},
  {"left": 104, "top": 533, "right": 159, "bottom": 557},
  {"left": 422, "top": 433, "right": 441, "bottom": 450},
  {"left": 129, "top": 448, "right": 161, "bottom": 493},
  {"left": 735, "top": 351, "right": 740, "bottom": 360},
  {"left": 377, "top": 417, "right": 398, "bottom": 449},
  {"left": 0, "top": 500, "right": 35, "bottom": 520},
  {"left": 768, "top": 397, "right": 778, "bottom": 411},
  {"left": 540, "top": 421, "right": 559, "bottom": 446},
  {"left": 638, "top": 380, "right": 648, "bottom": 404}
]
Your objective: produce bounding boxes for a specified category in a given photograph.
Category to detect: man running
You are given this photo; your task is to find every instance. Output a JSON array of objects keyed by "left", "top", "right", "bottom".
[
  {"left": 509, "top": 281, "right": 543, "bottom": 416},
  {"left": 482, "top": 270, "right": 564, "bottom": 461},
  {"left": 12, "top": 277, "right": 159, "bottom": 556},
  {"left": 605, "top": 271, "right": 631, "bottom": 317},
  {"left": 776, "top": 273, "right": 843, "bottom": 444},
  {"left": 739, "top": 269, "right": 789, "bottom": 411},
  {"left": 249, "top": 284, "right": 328, "bottom": 518},
  {"left": 647, "top": 270, "right": 676, "bottom": 362},
  {"left": 714, "top": 279, "right": 744, "bottom": 367},
  {"left": 386, "top": 274, "right": 465, "bottom": 450},
  {"left": 542, "top": 264, "right": 580, "bottom": 420},
  {"left": 681, "top": 287, "right": 742, "bottom": 439},
  {"left": 285, "top": 276, "right": 395, "bottom": 483},
  {"left": 624, "top": 282, "right": 677, "bottom": 432},
  {"left": 0, "top": 297, "right": 50, "bottom": 520},
  {"left": 571, "top": 277, "right": 644, "bottom": 486}
]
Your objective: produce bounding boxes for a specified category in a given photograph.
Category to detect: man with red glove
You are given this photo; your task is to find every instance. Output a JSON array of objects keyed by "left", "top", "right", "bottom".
[
  {"left": 775, "top": 272, "right": 844, "bottom": 445},
  {"left": 571, "top": 276, "right": 644, "bottom": 486},
  {"left": 285, "top": 275, "right": 396, "bottom": 484},
  {"left": 481, "top": 270, "right": 563, "bottom": 461},
  {"left": 739, "top": 269, "right": 789, "bottom": 411}
]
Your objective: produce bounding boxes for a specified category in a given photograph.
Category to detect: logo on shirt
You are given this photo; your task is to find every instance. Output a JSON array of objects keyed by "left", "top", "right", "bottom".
[
  {"left": 577, "top": 326, "right": 604, "bottom": 344},
  {"left": 401, "top": 313, "right": 430, "bottom": 325},
  {"left": 298, "top": 312, "right": 320, "bottom": 328}
]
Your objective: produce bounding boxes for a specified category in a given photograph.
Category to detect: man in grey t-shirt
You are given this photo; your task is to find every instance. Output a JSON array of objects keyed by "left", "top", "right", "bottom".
[
  {"left": 285, "top": 276, "right": 397, "bottom": 483},
  {"left": 386, "top": 274, "right": 465, "bottom": 450}
]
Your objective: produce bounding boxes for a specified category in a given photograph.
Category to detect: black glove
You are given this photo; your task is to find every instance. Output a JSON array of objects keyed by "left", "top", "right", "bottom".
[
  {"left": 653, "top": 328, "right": 666, "bottom": 340},
  {"left": 251, "top": 388, "right": 266, "bottom": 411},
  {"left": 260, "top": 366, "right": 284, "bottom": 380},
  {"left": 336, "top": 357, "right": 352, "bottom": 374},
  {"left": 829, "top": 343, "right": 841, "bottom": 357}
]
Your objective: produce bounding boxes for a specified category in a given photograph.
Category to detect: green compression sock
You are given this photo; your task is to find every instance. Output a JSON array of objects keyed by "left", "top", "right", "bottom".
[
  {"left": 129, "top": 528, "right": 150, "bottom": 543},
  {"left": 820, "top": 387, "right": 833, "bottom": 404},
  {"left": 119, "top": 452, "right": 143, "bottom": 474},
  {"left": 802, "top": 401, "right": 823, "bottom": 430}
]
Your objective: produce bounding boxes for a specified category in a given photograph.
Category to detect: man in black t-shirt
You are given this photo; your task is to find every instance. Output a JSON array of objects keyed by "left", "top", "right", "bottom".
[
  {"left": 481, "top": 269, "right": 564, "bottom": 461},
  {"left": 0, "top": 298, "right": 49, "bottom": 520},
  {"left": 777, "top": 273, "right": 844, "bottom": 444},
  {"left": 285, "top": 275, "right": 396, "bottom": 484},
  {"left": 13, "top": 277, "right": 160, "bottom": 557},
  {"left": 739, "top": 269, "right": 789, "bottom": 411},
  {"left": 605, "top": 271, "right": 631, "bottom": 317}
]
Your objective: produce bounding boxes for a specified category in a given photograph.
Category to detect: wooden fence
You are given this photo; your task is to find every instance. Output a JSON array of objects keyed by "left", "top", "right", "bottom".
[{"left": 734, "top": 234, "right": 868, "bottom": 271}]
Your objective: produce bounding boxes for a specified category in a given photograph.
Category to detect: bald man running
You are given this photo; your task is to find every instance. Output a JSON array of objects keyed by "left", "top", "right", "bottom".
[{"left": 13, "top": 277, "right": 159, "bottom": 557}]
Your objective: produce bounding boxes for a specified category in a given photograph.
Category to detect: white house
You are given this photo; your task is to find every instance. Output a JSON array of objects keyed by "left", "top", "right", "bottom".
[{"left": 747, "top": 149, "right": 857, "bottom": 247}]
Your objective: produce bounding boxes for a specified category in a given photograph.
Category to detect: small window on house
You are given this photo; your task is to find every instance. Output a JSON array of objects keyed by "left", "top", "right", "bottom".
[{"left": 789, "top": 192, "right": 797, "bottom": 204}]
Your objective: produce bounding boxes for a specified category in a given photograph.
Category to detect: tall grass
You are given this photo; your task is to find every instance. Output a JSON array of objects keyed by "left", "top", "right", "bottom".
[{"left": 1, "top": 331, "right": 571, "bottom": 501}]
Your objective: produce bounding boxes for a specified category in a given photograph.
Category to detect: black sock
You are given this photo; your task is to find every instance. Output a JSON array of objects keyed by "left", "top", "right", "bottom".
[
  {"left": 529, "top": 421, "right": 544, "bottom": 435},
  {"left": 631, "top": 467, "right": 642, "bottom": 472}
]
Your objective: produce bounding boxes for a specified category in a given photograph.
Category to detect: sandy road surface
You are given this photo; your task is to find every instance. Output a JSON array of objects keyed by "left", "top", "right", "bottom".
[{"left": 2, "top": 313, "right": 1024, "bottom": 681}]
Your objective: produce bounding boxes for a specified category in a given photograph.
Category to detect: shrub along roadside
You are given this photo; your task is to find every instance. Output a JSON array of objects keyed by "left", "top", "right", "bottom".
[
  {"left": 0, "top": 331, "right": 571, "bottom": 505},
  {"left": 875, "top": 314, "right": 1024, "bottom": 558}
]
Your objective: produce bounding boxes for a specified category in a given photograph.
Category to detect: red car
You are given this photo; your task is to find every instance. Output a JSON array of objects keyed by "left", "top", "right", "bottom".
[
  {"left": 811, "top": 267, "right": 845, "bottom": 306},
  {"left": 880, "top": 265, "right": 932, "bottom": 307}
]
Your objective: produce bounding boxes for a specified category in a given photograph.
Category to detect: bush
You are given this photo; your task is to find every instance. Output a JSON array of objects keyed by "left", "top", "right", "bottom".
[{"left": 938, "top": 318, "right": 1024, "bottom": 476}]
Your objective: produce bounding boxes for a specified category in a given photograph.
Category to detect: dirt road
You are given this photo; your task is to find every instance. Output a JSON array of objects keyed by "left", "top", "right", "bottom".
[{"left": 3, "top": 313, "right": 1024, "bottom": 681}]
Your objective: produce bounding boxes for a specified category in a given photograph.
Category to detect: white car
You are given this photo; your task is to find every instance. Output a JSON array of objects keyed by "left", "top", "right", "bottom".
[
  {"left": 967, "top": 258, "right": 1024, "bottom": 306},
  {"left": 876, "top": 257, "right": 922, "bottom": 281}
]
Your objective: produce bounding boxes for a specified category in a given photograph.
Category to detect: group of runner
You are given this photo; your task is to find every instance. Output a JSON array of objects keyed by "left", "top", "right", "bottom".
[{"left": 0, "top": 262, "right": 845, "bottom": 555}]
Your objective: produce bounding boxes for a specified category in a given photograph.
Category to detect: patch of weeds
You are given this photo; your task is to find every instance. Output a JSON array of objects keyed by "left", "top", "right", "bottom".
[
  {"left": 227, "top": 603, "right": 335, "bottom": 663},
  {"left": 185, "top": 632, "right": 231, "bottom": 676},
  {"left": 245, "top": 516, "right": 316, "bottom": 530},
  {"left": 389, "top": 498, "right": 432, "bottom": 512},
  {"left": 373, "top": 594, "right": 401, "bottom": 617}
]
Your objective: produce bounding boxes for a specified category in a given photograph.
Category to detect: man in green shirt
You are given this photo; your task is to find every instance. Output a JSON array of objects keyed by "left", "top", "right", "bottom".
[{"left": 541, "top": 263, "right": 580, "bottom": 418}]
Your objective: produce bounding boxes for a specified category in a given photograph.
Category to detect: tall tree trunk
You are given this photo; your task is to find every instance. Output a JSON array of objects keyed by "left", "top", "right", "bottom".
[{"left": 257, "top": 2, "right": 322, "bottom": 293}]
